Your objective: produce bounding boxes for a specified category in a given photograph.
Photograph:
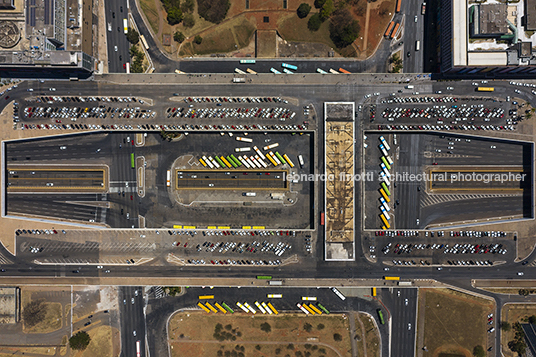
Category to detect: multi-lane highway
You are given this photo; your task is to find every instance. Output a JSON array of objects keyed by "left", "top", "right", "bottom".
[
  {"left": 119, "top": 286, "right": 146, "bottom": 357},
  {"left": 105, "top": 0, "right": 130, "bottom": 73}
]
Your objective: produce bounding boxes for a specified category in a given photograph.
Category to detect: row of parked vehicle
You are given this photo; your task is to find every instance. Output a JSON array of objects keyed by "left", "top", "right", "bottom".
[
  {"left": 378, "top": 124, "right": 515, "bottom": 131},
  {"left": 382, "top": 96, "right": 459, "bottom": 104},
  {"left": 16, "top": 229, "right": 66, "bottom": 235},
  {"left": 23, "top": 106, "right": 155, "bottom": 121},
  {"left": 36, "top": 96, "right": 141, "bottom": 104},
  {"left": 383, "top": 242, "right": 508, "bottom": 255},
  {"left": 166, "top": 107, "right": 296, "bottom": 121},
  {"left": 183, "top": 96, "right": 287, "bottom": 104},
  {"left": 381, "top": 104, "right": 506, "bottom": 122},
  {"left": 187, "top": 259, "right": 282, "bottom": 266}
]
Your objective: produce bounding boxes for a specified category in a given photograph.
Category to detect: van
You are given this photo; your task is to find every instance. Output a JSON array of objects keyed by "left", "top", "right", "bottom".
[
  {"left": 243, "top": 192, "right": 256, "bottom": 197},
  {"left": 405, "top": 85, "right": 414, "bottom": 89},
  {"left": 415, "top": 41, "right": 420, "bottom": 51}
]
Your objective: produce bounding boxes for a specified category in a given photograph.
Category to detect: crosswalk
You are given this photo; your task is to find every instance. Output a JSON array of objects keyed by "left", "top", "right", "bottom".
[
  {"left": 421, "top": 192, "right": 521, "bottom": 208},
  {"left": 153, "top": 286, "right": 167, "bottom": 299}
]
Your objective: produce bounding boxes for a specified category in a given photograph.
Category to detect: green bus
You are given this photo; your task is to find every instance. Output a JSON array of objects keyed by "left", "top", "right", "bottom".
[
  {"left": 317, "top": 303, "right": 330, "bottom": 314},
  {"left": 130, "top": 153, "right": 135, "bottom": 168},
  {"left": 240, "top": 59, "right": 256, "bottom": 64},
  {"left": 377, "top": 309, "right": 385, "bottom": 324},
  {"left": 230, "top": 154, "right": 242, "bottom": 166},
  {"left": 256, "top": 276, "right": 272, "bottom": 280},
  {"left": 227, "top": 156, "right": 238, "bottom": 168},
  {"left": 222, "top": 302, "right": 235, "bottom": 313},
  {"left": 381, "top": 182, "right": 391, "bottom": 196},
  {"left": 381, "top": 156, "right": 391, "bottom": 170},
  {"left": 215, "top": 156, "right": 225, "bottom": 168},
  {"left": 275, "top": 152, "right": 286, "bottom": 164}
]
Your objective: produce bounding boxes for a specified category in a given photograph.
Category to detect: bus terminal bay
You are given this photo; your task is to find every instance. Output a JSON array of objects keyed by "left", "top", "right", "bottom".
[{"left": 5, "top": 85, "right": 535, "bottom": 270}]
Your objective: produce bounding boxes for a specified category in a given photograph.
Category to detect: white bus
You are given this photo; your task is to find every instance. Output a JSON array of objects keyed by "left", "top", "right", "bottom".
[
  {"left": 166, "top": 170, "right": 171, "bottom": 187},
  {"left": 332, "top": 287, "right": 346, "bottom": 300},
  {"left": 316, "top": 68, "right": 328, "bottom": 74},
  {"left": 329, "top": 68, "right": 339, "bottom": 74},
  {"left": 298, "top": 155, "right": 304, "bottom": 168},
  {"left": 136, "top": 340, "right": 141, "bottom": 357},
  {"left": 267, "top": 294, "right": 282, "bottom": 298},
  {"left": 379, "top": 144, "right": 389, "bottom": 157},
  {"left": 235, "top": 68, "right": 247, "bottom": 74},
  {"left": 379, "top": 136, "right": 391, "bottom": 151},
  {"left": 302, "top": 296, "right": 317, "bottom": 301},
  {"left": 140, "top": 35, "right": 149, "bottom": 50},
  {"left": 123, "top": 18, "right": 128, "bottom": 34},
  {"left": 380, "top": 206, "right": 391, "bottom": 220}
]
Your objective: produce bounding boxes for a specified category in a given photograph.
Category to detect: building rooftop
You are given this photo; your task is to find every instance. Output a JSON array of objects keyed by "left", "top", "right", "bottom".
[
  {"left": 474, "top": 4, "right": 508, "bottom": 36},
  {"left": 526, "top": 0, "right": 536, "bottom": 30}
]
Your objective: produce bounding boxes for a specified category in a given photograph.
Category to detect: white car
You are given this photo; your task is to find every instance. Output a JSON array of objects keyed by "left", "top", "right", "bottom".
[
  {"left": 114, "top": 46, "right": 118, "bottom": 52},
  {"left": 414, "top": 15, "right": 418, "bottom": 22},
  {"left": 59, "top": 146, "right": 66, "bottom": 150}
]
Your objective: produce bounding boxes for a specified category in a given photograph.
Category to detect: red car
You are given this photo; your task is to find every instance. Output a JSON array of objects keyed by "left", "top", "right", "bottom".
[
  {"left": 130, "top": 195, "right": 133, "bottom": 200},
  {"left": 123, "top": 63, "right": 126, "bottom": 69}
]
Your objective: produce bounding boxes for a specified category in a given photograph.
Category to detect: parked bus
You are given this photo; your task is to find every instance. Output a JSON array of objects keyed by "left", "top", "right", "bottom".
[
  {"left": 380, "top": 173, "right": 391, "bottom": 186},
  {"left": 380, "top": 199, "right": 391, "bottom": 212},
  {"left": 268, "top": 294, "right": 283, "bottom": 298},
  {"left": 329, "top": 68, "right": 339, "bottom": 74},
  {"left": 267, "top": 302, "right": 279, "bottom": 314},
  {"left": 379, "top": 136, "right": 391, "bottom": 150},
  {"left": 270, "top": 68, "right": 282, "bottom": 74},
  {"left": 309, "top": 304, "right": 322, "bottom": 314},
  {"left": 215, "top": 302, "right": 227, "bottom": 314},
  {"left": 384, "top": 276, "right": 400, "bottom": 280},
  {"left": 379, "top": 188, "right": 391, "bottom": 203},
  {"left": 236, "top": 302, "right": 249, "bottom": 313},
  {"left": 381, "top": 157, "right": 391, "bottom": 170},
  {"left": 390, "top": 23, "right": 400, "bottom": 39},
  {"left": 198, "top": 302, "right": 210, "bottom": 313},
  {"left": 396, "top": 0, "right": 402, "bottom": 12},
  {"left": 236, "top": 136, "right": 253, "bottom": 143},
  {"left": 266, "top": 153, "right": 278, "bottom": 166},
  {"left": 226, "top": 156, "right": 238, "bottom": 168},
  {"left": 262, "top": 302, "right": 272, "bottom": 314},
  {"left": 282, "top": 63, "right": 298, "bottom": 70},
  {"left": 415, "top": 40, "right": 420, "bottom": 51},
  {"left": 125, "top": 62, "right": 130, "bottom": 74},
  {"left": 302, "top": 304, "right": 315, "bottom": 314},
  {"left": 386, "top": 156, "right": 394, "bottom": 165},
  {"left": 136, "top": 340, "right": 141, "bottom": 357},
  {"left": 283, "top": 154, "right": 295, "bottom": 168},
  {"left": 166, "top": 170, "right": 171, "bottom": 187},
  {"left": 230, "top": 154, "right": 242, "bottom": 166},
  {"left": 222, "top": 302, "right": 234, "bottom": 313},
  {"left": 264, "top": 143, "right": 279, "bottom": 150},
  {"left": 235, "top": 68, "right": 247, "bottom": 74},
  {"left": 331, "top": 287, "right": 346, "bottom": 300},
  {"left": 199, "top": 158, "right": 207, "bottom": 167},
  {"left": 175, "top": 69, "right": 186, "bottom": 74},
  {"left": 123, "top": 18, "right": 128, "bottom": 34},
  {"left": 215, "top": 156, "right": 225, "bottom": 168},
  {"left": 302, "top": 296, "right": 317, "bottom": 301},
  {"left": 246, "top": 68, "right": 257, "bottom": 74},
  {"left": 205, "top": 302, "right": 218, "bottom": 313},
  {"left": 381, "top": 165, "right": 391, "bottom": 177},
  {"left": 240, "top": 59, "right": 256, "bottom": 64},
  {"left": 339, "top": 68, "right": 351, "bottom": 74},
  {"left": 298, "top": 155, "right": 305, "bottom": 168},
  {"left": 381, "top": 182, "right": 391, "bottom": 196},
  {"left": 317, "top": 68, "right": 328, "bottom": 74},
  {"left": 130, "top": 153, "right": 135, "bottom": 168},
  {"left": 320, "top": 212, "right": 325, "bottom": 226},
  {"left": 297, "top": 303, "right": 310, "bottom": 314},
  {"left": 380, "top": 206, "right": 391, "bottom": 220},
  {"left": 477, "top": 87, "right": 495, "bottom": 92},
  {"left": 275, "top": 152, "right": 286, "bottom": 164},
  {"left": 255, "top": 301, "right": 267, "bottom": 314},
  {"left": 140, "top": 35, "right": 149, "bottom": 50},
  {"left": 257, "top": 276, "right": 272, "bottom": 280},
  {"left": 244, "top": 302, "right": 256, "bottom": 314},
  {"left": 377, "top": 309, "right": 385, "bottom": 324},
  {"left": 385, "top": 21, "right": 395, "bottom": 37},
  {"left": 380, "top": 214, "right": 391, "bottom": 229},
  {"left": 379, "top": 144, "right": 389, "bottom": 157},
  {"left": 317, "top": 303, "right": 330, "bottom": 314},
  {"left": 199, "top": 295, "right": 214, "bottom": 300},
  {"left": 283, "top": 68, "right": 294, "bottom": 74},
  {"left": 372, "top": 287, "right": 377, "bottom": 296}
]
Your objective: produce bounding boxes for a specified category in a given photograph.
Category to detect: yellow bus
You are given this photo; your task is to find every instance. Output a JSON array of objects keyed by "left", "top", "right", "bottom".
[
  {"left": 267, "top": 302, "right": 278, "bottom": 314},
  {"left": 372, "top": 287, "right": 377, "bottom": 297},
  {"left": 220, "top": 156, "right": 232, "bottom": 168},
  {"left": 246, "top": 68, "right": 257, "bottom": 74},
  {"left": 380, "top": 214, "right": 390, "bottom": 229},
  {"left": 199, "top": 158, "right": 207, "bottom": 167},
  {"left": 309, "top": 304, "right": 322, "bottom": 314},
  {"left": 380, "top": 188, "right": 391, "bottom": 203},
  {"left": 477, "top": 87, "right": 494, "bottom": 92},
  {"left": 199, "top": 295, "right": 214, "bottom": 300},
  {"left": 205, "top": 302, "right": 218, "bottom": 313},
  {"left": 198, "top": 302, "right": 210, "bottom": 313},
  {"left": 214, "top": 302, "right": 227, "bottom": 314},
  {"left": 384, "top": 276, "right": 400, "bottom": 281},
  {"left": 302, "top": 304, "right": 315, "bottom": 314}
]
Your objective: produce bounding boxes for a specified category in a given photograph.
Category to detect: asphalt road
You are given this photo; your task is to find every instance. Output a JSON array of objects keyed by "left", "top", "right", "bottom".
[
  {"left": 7, "top": 169, "right": 104, "bottom": 189},
  {"left": 381, "top": 287, "right": 418, "bottom": 357},
  {"left": 176, "top": 170, "right": 287, "bottom": 190},
  {"left": 119, "top": 286, "right": 146, "bottom": 357},
  {"left": 105, "top": 0, "right": 130, "bottom": 73},
  {"left": 401, "top": 0, "right": 425, "bottom": 73}
]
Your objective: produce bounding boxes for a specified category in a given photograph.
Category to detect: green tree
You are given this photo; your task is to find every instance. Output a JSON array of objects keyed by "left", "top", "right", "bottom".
[
  {"left": 529, "top": 315, "right": 536, "bottom": 324},
  {"left": 287, "top": 343, "right": 295, "bottom": 350},
  {"left": 194, "top": 35, "right": 203, "bottom": 44},
  {"left": 320, "top": 0, "right": 333, "bottom": 19},
  {"left": 317, "top": 323, "right": 325, "bottom": 330},
  {"left": 255, "top": 345, "right": 261, "bottom": 350},
  {"left": 329, "top": 9, "right": 360, "bottom": 48},
  {"left": 181, "top": 0, "right": 195, "bottom": 12},
  {"left": 183, "top": 13, "right": 195, "bottom": 28},
  {"left": 297, "top": 3, "right": 311, "bottom": 18},
  {"left": 303, "top": 323, "right": 313, "bottom": 332},
  {"left": 167, "top": 7, "right": 183, "bottom": 25},
  {"left": 472, "top": 345, "right": 485, "bottom": 357},
  {"left": 197, "top": 0, "right": 230, "bottom": 23},
  {"left": 501, "top": 321, "right": 511, "bottom": 331},
  {"left": 225, "top": 324, "right": 232, "bottom": 330},
  {"left": 333, "top": 333, "right": 342, "bottom": 341},
  {"left": 22, "top": 300, "right": 47, "bottom": 327},
  {"left": 126, "top": 28, "right": 140, "bottom": 44},
  {"left": 174, "top": 31, "right": 185, "bottom": 43},
  {"left": 69, "top": 331, "right": 91, "bottom": 350},
  {"left": 307, "top": 13, "right": 322, "bottom": 31},
  {"left": 314, "top": 0, "right": 326, "bottom": 8},
  {"left": 508, "top": 339, "right": 526, "bottom": 354},
  {"left": 260, "top": 322, "right": 271, "bottom": 333}
]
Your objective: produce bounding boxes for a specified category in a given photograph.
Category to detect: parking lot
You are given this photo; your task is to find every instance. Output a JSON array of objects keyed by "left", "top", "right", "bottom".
[
  {"left": 176, "top": 170, "right": 287, "bottom": 190},
  {"left": 368, "top": 95, "right": 518, "bottom": 132}
]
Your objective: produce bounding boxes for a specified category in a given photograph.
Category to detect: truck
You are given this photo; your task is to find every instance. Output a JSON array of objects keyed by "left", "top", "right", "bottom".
[
  {"left": 243, "top": 192, "right": 256, "bottom": 197},
  {"left": 233, "top": 78, "right": 245, "bottom": 83},
  {"left": 405, "top": 85, "right": 414, "bottom": 89}
]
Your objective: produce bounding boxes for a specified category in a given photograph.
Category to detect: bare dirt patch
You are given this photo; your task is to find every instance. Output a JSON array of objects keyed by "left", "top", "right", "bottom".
[
  {"left": 78, "top": 325, "right": 117, "bottom": 357},
  {"left": 365, "top": 0, "right": 396, "bottom": 57},
  {"left": 358, "top": 312, "right": 381, "bottom": 357},
  {"left": 257, "top": 30, "right": 277, "bottom": 58},
  {"left": 501, "top": 304, "right": 536, "bottom": 357},
  {"left": 139, "top": 0, "right": 160, "bottom": 35},
  {"left": 421, "top": 288, "right": 494, "bottom": 357},
  {"left": 169, "top": 311, "right": 352, "bottom": 356}
]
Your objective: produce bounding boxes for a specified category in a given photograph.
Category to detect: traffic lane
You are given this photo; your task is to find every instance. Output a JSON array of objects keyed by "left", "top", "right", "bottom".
[
  {"left": 7, "top": 178, "right": 104, "bottom": 189},
  {"left": 177, "top": 171, "right": 287, "bottom": 190},
  {"left": 106, "top": 0, "right": 129, "bottom": 73},
  {"left": 120, "top": 286, "right": 145, "bottom": 357}
]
